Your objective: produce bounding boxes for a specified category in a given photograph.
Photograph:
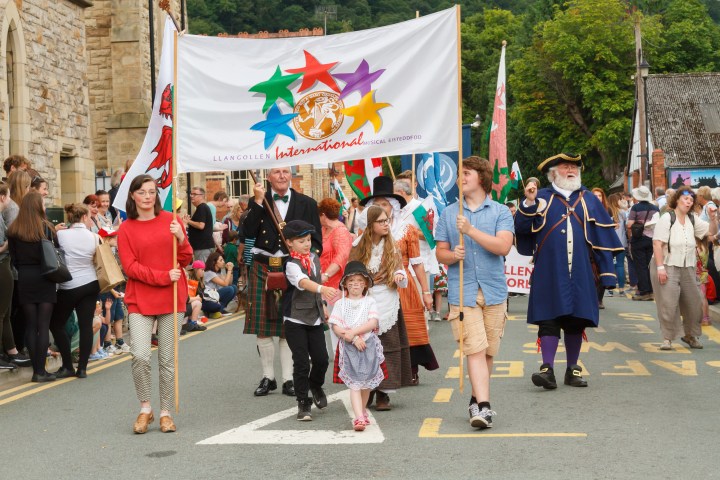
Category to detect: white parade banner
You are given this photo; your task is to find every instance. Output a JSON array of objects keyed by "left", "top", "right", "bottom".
[
  {"left": 176, "top": 7, "right": 459, "bottom": 173},
  {"left": 505, "top": 246, "right": 533, "bottom": 294}
]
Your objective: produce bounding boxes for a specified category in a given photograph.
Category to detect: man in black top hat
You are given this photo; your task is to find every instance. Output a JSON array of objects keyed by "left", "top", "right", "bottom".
[{"left": 241, "top": 167, "right": 322, "bottom": 397}]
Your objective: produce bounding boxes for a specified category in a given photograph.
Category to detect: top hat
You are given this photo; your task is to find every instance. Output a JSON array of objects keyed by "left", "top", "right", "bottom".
[
  {"left": 537, "top": 153, "right": 583, "bottom": 174},
  {"left": 340, "top": 260, "right": 374, "bottom": 288},
  {"left": 282, "top": 219, "right": 315, "bottom": 240},
  {"left": 359, "top": 176, "right": 407, "bottom": 208}
]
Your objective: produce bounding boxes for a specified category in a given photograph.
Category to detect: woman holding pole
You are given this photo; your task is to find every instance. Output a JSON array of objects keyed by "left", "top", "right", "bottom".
[{"left": 117, "top": 174, "right": 193, "bottom": 434}]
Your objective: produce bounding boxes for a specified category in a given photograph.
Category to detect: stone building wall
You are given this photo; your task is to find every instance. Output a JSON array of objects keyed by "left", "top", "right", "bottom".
[{"left": 0, "top": 0, "right": 93, "bottom": 205}]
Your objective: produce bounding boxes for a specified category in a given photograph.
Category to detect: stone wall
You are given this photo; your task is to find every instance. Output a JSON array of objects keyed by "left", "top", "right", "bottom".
[{"left": 0, "top": 0, "right": 93, "bottom": 205}]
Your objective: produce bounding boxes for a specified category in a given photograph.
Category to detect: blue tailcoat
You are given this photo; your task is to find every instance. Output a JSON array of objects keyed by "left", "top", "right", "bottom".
[{"left": 514, "top": 186, "right": 623, "bottom": 327}]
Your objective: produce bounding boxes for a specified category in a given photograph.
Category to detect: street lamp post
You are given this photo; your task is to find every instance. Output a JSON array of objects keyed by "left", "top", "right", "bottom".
[{"left": 637, "top": 57, "right": 650, "bottom": 187}]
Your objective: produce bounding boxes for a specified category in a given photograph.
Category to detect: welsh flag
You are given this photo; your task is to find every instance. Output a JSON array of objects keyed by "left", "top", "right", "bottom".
[
  {"left": 489, "top": 42, "right": 509, "bottom": 203},
  {"left": 411, "top": 197, "right": 437, "bottom": 249},
  {"left": 332, "top": 177, "right": 351, "bottom": 215},
  {"left": 510, "top": 161, "right": 522, "bottom": 189},
  {"left": 344, "top": 158, "right": 382, "bottom": 199},
  {"left": 112, "top": 18, "right": 176, "bottom": 213}
]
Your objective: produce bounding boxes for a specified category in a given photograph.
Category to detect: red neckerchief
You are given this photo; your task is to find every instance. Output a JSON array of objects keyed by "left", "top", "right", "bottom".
[{"left": 290, "top": 251, "right": 312, "bottom": 275}]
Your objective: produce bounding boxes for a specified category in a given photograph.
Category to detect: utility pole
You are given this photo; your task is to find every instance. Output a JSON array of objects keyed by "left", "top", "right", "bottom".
[{"left": 634, "top": 17, "right": 649, "bottom": 187}]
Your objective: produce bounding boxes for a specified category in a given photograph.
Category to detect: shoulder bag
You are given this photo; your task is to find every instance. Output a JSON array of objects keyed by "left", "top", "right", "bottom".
[{"left": 40, "top": 226, "right": 72, "bottom": 283}]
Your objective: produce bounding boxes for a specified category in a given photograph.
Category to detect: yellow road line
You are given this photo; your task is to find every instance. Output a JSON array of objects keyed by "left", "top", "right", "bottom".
[
  {"left": 419, "top": 418, "right": 587, "bottom": 438},
  {"left": 703, "top": 325, "right": 720, "bottom": 345},
  {"left": 433, "top": 388, "right": 453, "bottom": 403},
  {"left": 0, "top": 314, "right": 243, "bottom": 407}
]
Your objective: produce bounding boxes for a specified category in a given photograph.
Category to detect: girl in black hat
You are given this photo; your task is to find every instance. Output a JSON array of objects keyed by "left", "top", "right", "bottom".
[{"left": 329, "top": 261, "right": 387, "bottom": 432}]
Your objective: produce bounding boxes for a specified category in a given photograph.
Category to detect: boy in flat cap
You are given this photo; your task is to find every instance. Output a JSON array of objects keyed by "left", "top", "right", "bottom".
[
  {"left": 282, "top": 220, "right": 338, "bottom": 421},
  {"left": 515, "top": 154, "right": 623, "bottom": 389}
]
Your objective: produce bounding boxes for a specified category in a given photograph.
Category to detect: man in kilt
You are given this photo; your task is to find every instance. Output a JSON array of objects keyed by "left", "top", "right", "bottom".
[{"left": 242, "top": 168, "right": 322, "bottom": 397}]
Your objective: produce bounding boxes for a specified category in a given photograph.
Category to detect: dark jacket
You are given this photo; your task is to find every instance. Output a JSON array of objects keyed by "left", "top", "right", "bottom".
[{"left": 242, "top": 189, "right": 322, "bottom": 255}]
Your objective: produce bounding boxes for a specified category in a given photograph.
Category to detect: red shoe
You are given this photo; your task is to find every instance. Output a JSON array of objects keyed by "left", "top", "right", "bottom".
[{"left": 353, "top": 419, "right": 366, "bottom": 431}]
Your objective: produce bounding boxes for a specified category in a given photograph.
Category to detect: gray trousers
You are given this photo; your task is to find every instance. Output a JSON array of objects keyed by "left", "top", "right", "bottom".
[
  {"left": 649, "top": 263, "right": 702, "bottom": 340},
  {"left": 129, "top": 313, "right": 179, "bottom": 411}
]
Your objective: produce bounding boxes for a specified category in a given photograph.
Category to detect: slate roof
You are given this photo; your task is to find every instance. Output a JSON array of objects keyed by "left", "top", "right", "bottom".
[{"left": 645, "top": 73, "right": 720, "bottom": 168}]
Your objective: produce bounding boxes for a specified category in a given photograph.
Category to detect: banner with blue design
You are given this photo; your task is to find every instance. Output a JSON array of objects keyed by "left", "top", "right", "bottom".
[{"left": 400, "top": 124, "right": 471, "bottom": 212}]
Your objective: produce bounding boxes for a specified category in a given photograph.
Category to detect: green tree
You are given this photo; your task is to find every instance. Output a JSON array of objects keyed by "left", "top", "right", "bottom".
[{"left": 510, "top": 0, "right": 636, "bottom": 183}]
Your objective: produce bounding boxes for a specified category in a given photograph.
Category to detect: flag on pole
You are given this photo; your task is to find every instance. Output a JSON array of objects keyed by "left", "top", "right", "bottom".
[
  {"left": 411, "top": 196, "right": 437, "bottom": 249},
  {"left": 112, "top": 18, "right": 176, "bottom": 213},
  {"left": 421, "top": 153, "right": 449, "bottom": 215},
  {"left": 176, "top": 7, "right": 459, "bottom": 172},
  {"left": 510, "top": 161, "right": 522, "bottom": 189},
  {"left": 332, "top": 177, "right": 351, "bottom": 215},
  {"left": 489, "top": 41, "right": 509, "bottom": 203},
  {"left": 344, "top": 158, "right": 383, "bottom": 200}
]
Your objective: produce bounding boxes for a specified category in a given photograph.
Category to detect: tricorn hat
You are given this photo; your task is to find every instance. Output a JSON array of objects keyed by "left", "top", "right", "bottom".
[
  {"left": 359, "top": 176, "right": 407, "bottom": 208},
  {"left": 537, "top": 153, "right": 583, "bottom": 174},
  {"left": 282, "top": 220, "right": 315, "bottom": 240},
  {"left": 340, "top": 260, "right": 374, "bottom": 289}
]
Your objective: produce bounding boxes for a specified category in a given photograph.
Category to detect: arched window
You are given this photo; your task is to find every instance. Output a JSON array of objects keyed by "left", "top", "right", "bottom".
[{"left": 1, "top": 3, "right": 29, "bottom": 158}]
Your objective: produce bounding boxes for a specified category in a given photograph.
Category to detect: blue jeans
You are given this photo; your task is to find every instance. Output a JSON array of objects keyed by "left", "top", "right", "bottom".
[
  {"left": 216, "top": 285, "right": 238, "bottom": 309},
  {"left": 614, "top": 251, "right": 626, "bottom": 289}
]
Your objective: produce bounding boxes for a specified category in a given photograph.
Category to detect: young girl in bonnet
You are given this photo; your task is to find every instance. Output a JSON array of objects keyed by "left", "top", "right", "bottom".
[{"left": 330, "top": 260, "right": 386, "bottom": 431}]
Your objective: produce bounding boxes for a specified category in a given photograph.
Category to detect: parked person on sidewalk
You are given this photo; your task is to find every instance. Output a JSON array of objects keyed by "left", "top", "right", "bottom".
[
  {"left": 282, "top": 220, "right": 336, "bottom": 421},
  {"left": 607, "top": 193, "right": 629, "bottom": 294},
  {"left": 187, "top": 260, "right": 222, "bottom": 318},
  {"left": 627, "top": 186, "right": 659, "bottom": 301},
  {"left": 49, "top": 203, "right": 101, "bottom": 379},
  {"left": 330, "top": 261, "right": 386, "bottom": 432},
  {"left": 183, "top": 186, "right": 215, "bottom": 263},
  {"left": 350, "top": 204, "right": 411, "bottom": 411},
  {"left": 203, "top": 251, "right": 238, "bottom": 313},
  {"left": 515, "top": 153, "right": 622, "bottom": 391},
  {"left": 242, "top": 167, "right": 322, "bottom": 398},
  {"left": 437, "top": 156, "right": 514, "bottom": 429},
  {"left": 650, "top": 187, "right": 718, "bottom": 350},
  {"left": 118, "top": 174, "right": 193, "bottom": 434},
  {"left": 7, "top": 192, "right": 58, "bottom": 382}
]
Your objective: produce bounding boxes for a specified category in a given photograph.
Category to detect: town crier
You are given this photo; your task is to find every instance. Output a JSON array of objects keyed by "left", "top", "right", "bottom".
[{"left": 514, "top": 153, "right": 623, "bottom": 389}]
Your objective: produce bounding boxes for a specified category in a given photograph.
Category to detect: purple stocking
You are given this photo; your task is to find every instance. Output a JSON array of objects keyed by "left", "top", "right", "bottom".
[
  {"left": 564, "top": 333, "right": 583, "bottom": 366},
  {"left": 540, "top": 336, "right": 559, "bottom": 367}
]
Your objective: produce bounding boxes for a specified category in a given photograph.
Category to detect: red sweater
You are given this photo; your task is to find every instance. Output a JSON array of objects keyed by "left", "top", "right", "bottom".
[{"left": 118, "top": 211, "right": 193, "bottom": 315}]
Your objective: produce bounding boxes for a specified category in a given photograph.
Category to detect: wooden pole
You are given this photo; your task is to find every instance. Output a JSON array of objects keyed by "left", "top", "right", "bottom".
[
  {"left": 412, "top": 11, "right": 419, "bottom": 199},
  {"left": 385, "top": 157, "right": 396, "bottom": 181},
  {"left": 171, "top": 27, "right": 180, "bottom": 414},
  {"left": 455, "top": 4, "right": 465, "bottom": 393}
]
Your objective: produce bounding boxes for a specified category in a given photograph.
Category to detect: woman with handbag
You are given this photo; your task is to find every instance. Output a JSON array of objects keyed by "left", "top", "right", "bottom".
[
  {"left": 7, "top": 192, "right": 59, "bottom": 382},
  {"left": 117, "top": 174, "right": 193, "bottom": 434},
  {"left": 48, "top": 203, "right": 100, "bottom": 379}
]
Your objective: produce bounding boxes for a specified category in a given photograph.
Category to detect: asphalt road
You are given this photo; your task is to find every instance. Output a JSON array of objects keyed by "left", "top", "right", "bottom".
[{"left": 1, "top": 293, "right": 719, "bottom": 479}]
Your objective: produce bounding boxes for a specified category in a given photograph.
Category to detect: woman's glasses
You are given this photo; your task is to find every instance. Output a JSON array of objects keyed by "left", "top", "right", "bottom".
[{"left": 374, "top": 218, "right": 390, "bottom": 225}]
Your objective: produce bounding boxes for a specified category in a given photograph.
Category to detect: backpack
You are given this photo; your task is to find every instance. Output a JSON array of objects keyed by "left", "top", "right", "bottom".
[
  {"left": 630, "top": 210, "right": 650, "bottom": 240},
  {"left": 667, "top": 210, "right": 695, "bottom": 253}
]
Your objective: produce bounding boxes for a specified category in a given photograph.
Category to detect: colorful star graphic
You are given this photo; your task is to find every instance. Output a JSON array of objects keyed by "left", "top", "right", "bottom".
[
  {"left": 250, "top": 103, "right": 299, "bottom": 149},
  {"left": 341, "top": 90, "right": 391, "bottom": 134},
  {"left": 334, "top": 59, "right": 385, "bottom": 100},
  {"left": 249, "top": 66, "right": 302, "bottom": 113},
  {"left": 285, "top": 50, "right": 340, "bottom": 93}
]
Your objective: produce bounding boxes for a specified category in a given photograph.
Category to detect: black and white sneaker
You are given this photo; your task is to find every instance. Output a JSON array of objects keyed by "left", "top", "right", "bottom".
[
  {"left": 469, "top": 404, "right": 495, "bottom": 429},
  {"left": 310, "top": 386, "right": 327, "bottom": 409},
  {"left": 297, "top": 398, "right": 313, "bottom": 421},
  {"left": 0, "top": 357, "right": 17, "bottom": 370}
]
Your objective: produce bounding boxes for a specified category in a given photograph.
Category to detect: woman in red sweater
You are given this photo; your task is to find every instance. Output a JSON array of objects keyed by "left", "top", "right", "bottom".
[{"left": 118, "top": 174, "right": 193, "bottom": 434}]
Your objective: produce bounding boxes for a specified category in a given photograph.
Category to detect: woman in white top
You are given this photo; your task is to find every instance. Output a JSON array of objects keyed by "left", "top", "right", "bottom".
[
  {"left": 650, "top": 186, "right": 718, "bottom": 351},
  {"left": 203, "top": 251, "right": 237, "bottom": 311},
  {"left": 49, "top": 203, "right": 100, "bottom": 379}
]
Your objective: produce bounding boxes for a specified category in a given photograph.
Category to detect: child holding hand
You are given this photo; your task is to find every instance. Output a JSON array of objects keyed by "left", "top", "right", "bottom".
[{"left": 330, "top": 261, "right": 386, "bottom": 432}]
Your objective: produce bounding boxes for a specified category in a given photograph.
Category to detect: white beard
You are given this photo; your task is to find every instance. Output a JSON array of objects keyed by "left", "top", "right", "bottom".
[{"left": 554, "top": 173, "right": 582, "bottom": 192}]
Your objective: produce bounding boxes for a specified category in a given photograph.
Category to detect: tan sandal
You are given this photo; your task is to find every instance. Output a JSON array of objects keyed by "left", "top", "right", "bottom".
[
  {"left": 133, "top": 412, "right": 154, "bottom": 434},
  {"left": 160, "top": 415, "right": 177, "bottom": 433}
]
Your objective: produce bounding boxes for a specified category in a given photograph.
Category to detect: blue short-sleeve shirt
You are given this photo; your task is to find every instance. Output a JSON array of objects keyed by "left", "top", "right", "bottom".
[{"left": 435, "top": 197, "right": 514, "bottom": 307}]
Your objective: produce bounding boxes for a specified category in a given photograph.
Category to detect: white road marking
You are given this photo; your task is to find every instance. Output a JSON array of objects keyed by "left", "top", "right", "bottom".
[{"left": 197, "top": 390, "right": 385, "bottom": 445}]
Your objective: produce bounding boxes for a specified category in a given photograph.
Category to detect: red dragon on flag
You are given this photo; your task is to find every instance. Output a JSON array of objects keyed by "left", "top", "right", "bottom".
[{"left": 146, "top": 84, "right": 174, "bottom": 189}]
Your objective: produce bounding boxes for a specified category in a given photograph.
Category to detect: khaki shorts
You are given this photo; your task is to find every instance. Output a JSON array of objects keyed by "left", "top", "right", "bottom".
[{"left": 448, "top": 289, "right": 507, "bottom": 357}]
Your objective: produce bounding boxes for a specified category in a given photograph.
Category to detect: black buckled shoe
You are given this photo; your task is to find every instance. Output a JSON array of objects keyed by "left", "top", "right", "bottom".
[
  {"left": 310, "top": 386, "right": 327, "bottom": 409},
  {"left": 54, "top": 366, "right": 76, "bottom": 379},
  {"left": 282, "top": 380, "right": 295, "bottom": 397},
  {"left": 254, "top": 377, "right": 278, "bottom": 396},
  {"left": 564, "top": 365, "right": 588, "bottom": 387},
  {"left": 531, "top": 363, "right": 557, "bottom": 390}
]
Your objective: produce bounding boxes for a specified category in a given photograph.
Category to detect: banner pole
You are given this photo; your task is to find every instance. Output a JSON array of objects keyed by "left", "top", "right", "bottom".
[
  {"left": 455, "top": 4, "right": 465, "bottom": 394},
  {"left": 385, "top": 157, "right": 396, "bottom": 181},
  {"left": 159, "top": 0, "right": 182, "bottom": 32},
  {"left": 411, "top": 154, "right": 416, "bottom": 197},
  {"left": 171, "top": 27, "right": 180, "bottom": 414}
]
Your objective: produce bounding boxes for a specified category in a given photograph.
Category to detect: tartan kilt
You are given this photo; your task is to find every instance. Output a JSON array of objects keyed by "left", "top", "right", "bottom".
[
  {"left": 243, "top": 259, "right": 286, "bottom": 338},
  {"left": 333, "top": 344, "right": 388, "bottom": 384}
]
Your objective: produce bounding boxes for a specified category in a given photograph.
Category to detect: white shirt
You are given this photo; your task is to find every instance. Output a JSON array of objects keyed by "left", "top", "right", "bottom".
[
  {"left": 250, "top": 189, "right": 292, "bottom": 257},
  {"left": 57, "top": 224, "right": 98, "bottom": 290},
  {"left": 653, "top": 212, "right": 709, "bottom": 268}
]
